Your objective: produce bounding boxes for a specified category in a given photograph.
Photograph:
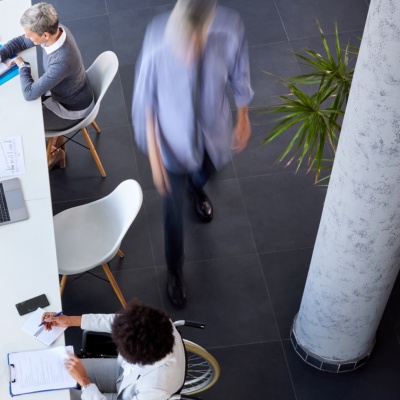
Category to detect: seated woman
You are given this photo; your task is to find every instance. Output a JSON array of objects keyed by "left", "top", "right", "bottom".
[
  {"left": 0, "top": 2, "right": 94, "bottom": 169},
  {"left": 42, "top": 299, "right": 186, "bottom": 400}
]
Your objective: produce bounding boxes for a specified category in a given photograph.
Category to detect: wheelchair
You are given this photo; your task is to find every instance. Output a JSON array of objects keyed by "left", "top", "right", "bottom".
[{"left": 80, "top": 320, "right": 220, "bottom": 399}]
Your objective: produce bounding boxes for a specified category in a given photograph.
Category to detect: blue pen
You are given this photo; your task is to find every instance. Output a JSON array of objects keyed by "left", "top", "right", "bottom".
[{"left": 38, "top": 311, "right": 63, "bottom": 327}]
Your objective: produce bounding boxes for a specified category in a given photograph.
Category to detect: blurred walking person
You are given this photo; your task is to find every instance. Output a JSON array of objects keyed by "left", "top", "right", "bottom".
[{"left": 133, "top": 0, "right": 253, "bottom": 307}]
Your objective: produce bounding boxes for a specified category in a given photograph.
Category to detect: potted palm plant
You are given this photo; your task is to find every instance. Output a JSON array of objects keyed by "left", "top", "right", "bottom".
[{"left": 262, "top": 22, "right": 359, "bottom": 184}]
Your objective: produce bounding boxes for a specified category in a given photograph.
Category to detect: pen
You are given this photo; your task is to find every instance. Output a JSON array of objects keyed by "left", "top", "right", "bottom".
[{"left": 38, "top": 311, "right": 63, "bottom": 327}]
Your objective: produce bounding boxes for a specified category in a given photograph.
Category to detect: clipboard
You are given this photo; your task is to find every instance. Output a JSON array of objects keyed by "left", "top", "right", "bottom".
[
  {"left": 8, "top": 345, "right": 78, "bottom": 396},
  {"left": 0, "top": 44, "right": 18, "bottom": 86}
]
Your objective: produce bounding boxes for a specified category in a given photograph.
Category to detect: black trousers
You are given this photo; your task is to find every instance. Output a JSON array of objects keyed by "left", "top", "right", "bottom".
[{"left": 164, "top": 152, "right": 216, "bottom": 272}]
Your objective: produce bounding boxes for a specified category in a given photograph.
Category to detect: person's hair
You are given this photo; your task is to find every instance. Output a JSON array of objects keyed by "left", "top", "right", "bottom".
[
  {"left": 20, "top": 3, "right": 59, "bottom": 36},
  {"left": 177, "top": 0, "right": 217, "bottom": 31},
  {"left": 111, "top": 299, "right": 175, "bottom": 365}
]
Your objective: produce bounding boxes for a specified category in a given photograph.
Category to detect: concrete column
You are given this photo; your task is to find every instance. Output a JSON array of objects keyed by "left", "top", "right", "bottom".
[{"left": 291, "top": 0, "right": 400, "bottom": 372}]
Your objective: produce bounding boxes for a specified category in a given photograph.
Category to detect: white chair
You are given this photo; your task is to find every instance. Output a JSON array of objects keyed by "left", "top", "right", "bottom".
[
  {"left": 53, "top": 179, "right": 143, "bottom": 307},
  {"left": 46, "top": 51, "right": 119, "bottom": 177}
]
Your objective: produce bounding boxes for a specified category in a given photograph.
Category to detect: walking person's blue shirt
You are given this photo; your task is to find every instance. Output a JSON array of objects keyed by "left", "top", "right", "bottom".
[{"left": 132, "top": 5, "right": 254, "bottom": 174}]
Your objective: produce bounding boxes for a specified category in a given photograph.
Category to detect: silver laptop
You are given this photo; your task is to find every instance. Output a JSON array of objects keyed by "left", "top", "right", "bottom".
[{"left": 0, "top": 177, "right": 29, "bottom": 225}]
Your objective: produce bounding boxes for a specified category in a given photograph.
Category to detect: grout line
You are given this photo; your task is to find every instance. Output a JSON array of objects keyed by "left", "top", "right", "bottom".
[
  {"left": 203, "top": 339, "right": 285, "bottom": 351},
  {"left": 259, "top": 246, "right": 299, "bottom": 400},
  {"left": 272, "top": 0, "right": 291, "bottom": 43}
]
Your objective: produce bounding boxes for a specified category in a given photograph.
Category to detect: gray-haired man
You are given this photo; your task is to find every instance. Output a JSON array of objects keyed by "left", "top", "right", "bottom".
[
  {"left": 0, "top": 2, "right": 94, "bottom": 168},
  {"left": 133, "top": 0, "right": 253, "bottom": 307}
]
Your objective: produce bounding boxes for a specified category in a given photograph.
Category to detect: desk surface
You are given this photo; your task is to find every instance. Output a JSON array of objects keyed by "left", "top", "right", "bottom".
[{"left": 0, "top": 1, "right": 69, "bottom": 399}]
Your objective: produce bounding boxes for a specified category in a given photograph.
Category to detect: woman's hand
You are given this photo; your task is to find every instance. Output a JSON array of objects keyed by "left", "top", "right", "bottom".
[
  {"left": 65, "top": 353, "right": 92, "bottom": 387},
  {"left": 41, "top": 312, "right": 82, "bottom": 331}
]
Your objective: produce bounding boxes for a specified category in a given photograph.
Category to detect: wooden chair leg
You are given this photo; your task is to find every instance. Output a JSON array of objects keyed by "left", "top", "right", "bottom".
[
  {"left": 81, "top": 127, "right": 106, "bottom": 177},
  {"left": 102, "top": 264, "right": 127, "bottom": 307},
  {"left": 117, "top": 249, "right": 124, "bottom": 258},
  {"left": 60, "top": 275, "right": 68, "bottom": 296},
  {"left": 46, "top": 137, "right": 56, "bottom": 161},
  {"left": 91, "top": 121, "right": 101, "bottom": 133}
]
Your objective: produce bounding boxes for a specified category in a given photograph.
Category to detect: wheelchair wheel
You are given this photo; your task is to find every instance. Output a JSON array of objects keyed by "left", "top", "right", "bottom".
[{"left": 181, "top": 339, "right": 220, "bottom": 395}]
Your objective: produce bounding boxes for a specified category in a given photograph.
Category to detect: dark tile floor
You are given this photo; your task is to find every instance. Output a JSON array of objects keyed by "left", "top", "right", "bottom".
[{"left": 41, "top": 0, "right": 400, "bottom": 398}]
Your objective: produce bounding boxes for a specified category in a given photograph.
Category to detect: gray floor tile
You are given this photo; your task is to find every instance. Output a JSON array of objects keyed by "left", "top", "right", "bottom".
[
  {"left": 65, "top": 15, "right": 115, "bottom": 69},
  {"left": 240, "top": 172, "right": 326, "bottom": 253},
  {"left": 144, "top": 179, "right": 256, "bottom": 266},
  {"left": 249, "top": 41, "right": 301, "bottom": 108},
  {"left": 260, "top": 248, "right": 313, "bottom": 339},
  {"left": 219, "top": 0, "right": 288, "bottom": 46},
  {"left": 203, "top": 342, "right": 296, "bottom": 400},
  {"left": 109, "top": 5, "right": 173, "bottom": 66},
  {"left": 157, "top": 255, "right": 280, "bottom": 347},
  {"left": 106, "top": 0, "right": 174, "bottom": 14},
  {"left": 275, "top": 0, "right": 368, "bottom": 40},
  {"left": 45, "top": 0, "right": 107, "bottom": 21}
]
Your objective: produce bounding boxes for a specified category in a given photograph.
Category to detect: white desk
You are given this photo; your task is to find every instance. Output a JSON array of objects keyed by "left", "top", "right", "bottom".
[{"left": 0, "top": 1, "right": 69, "bottom": 399}]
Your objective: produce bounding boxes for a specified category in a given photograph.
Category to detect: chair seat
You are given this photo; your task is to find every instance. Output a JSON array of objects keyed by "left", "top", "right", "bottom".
[{"left": 54, "top": 211, "right": 121, "bottom": 274}]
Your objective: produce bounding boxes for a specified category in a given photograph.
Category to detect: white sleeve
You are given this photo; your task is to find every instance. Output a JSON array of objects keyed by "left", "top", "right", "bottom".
[
  {"left": 81, "top": 314, "right": 115, "bottom": 333},
  {"left": 80, "top": 383, "right": 107, "bottom": 400}
]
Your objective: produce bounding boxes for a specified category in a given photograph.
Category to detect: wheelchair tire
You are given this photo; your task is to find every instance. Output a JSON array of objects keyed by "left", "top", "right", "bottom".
[{"left": 180, "top": 339, "right": 220, "bottom": 395}]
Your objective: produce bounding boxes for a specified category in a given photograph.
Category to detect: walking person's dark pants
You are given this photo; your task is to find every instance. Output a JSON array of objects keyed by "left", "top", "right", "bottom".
[{"left": 164, "top": 152, "right": 216, "bottom": 273}]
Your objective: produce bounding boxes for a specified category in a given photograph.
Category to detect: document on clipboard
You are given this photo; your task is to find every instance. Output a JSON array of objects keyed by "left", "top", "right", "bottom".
[{"left": 8, "top": 346, "right": 77, "bottom": 396}]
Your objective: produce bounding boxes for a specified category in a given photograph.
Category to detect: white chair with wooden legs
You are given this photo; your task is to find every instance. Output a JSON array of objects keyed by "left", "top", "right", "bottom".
[
  {"left": 53, "top": 180, "right": 143, "bottom": 307},
  {"left": 46, "top": 51, "right": 119, "bottom": 177}
]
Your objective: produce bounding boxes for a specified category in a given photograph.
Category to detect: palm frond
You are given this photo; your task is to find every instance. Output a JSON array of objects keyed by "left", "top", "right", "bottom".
[{"left": 260, "top": 20, "right": 360, "bottom": 185}]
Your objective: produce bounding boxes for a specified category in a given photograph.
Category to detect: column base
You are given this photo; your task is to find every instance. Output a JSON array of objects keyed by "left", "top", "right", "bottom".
[{"left": 290, "top": 316, "right": 375, "bottom": 373}]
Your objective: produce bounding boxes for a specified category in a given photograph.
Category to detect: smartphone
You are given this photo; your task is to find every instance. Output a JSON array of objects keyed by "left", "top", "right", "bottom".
[{"left": 15, "top": 294, "right": 50, "bottom": 316}]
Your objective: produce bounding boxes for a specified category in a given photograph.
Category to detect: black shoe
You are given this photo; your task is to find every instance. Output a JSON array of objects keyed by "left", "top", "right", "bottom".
[
  {"left": 190, "top": 187, "right": 213, "bottom": 223},
  {"left": 167, "top": 270, "right": 186, "bottom": 308}
]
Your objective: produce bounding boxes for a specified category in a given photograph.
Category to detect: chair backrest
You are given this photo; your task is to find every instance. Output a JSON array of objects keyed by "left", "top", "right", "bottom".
[
  {"left": 100, "top": 180, "right": 143, "bottom": 246},
  {"left": 45, "top": 51, "right": 119, "bottom": 136},
  {"left": 87, "top": 51, "right": 119, "bottom": 105},
  {"left": 53, "top": 179, "right": 143, "bottom": 272}
]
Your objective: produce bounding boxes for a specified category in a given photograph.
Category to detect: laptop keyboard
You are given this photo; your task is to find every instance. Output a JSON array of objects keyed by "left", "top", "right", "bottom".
[{"left": 0, "top": 183, "right": 11, "bottom": 223}]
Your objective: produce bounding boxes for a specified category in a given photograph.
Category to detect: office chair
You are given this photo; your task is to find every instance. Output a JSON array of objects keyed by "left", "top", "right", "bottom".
[
  {"left": 45, "top": 51, "right": 119, "bottom": 177},
  {"left": 53, "top": 179, "right": 143, "bottom": 307}
]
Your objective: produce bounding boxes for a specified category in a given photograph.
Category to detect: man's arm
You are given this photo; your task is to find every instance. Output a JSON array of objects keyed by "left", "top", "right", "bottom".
[
  {"left": 0, "top": 35, "right": 34, "bottom": 62},
  {"left": 18, "top": 58, "right": 70, "bottom": 101},
  {"left": 228, "top": 12, "right": 253, "bottom": 152},
  {"left": 146, "top": 109, "right": 171, "bottom": 195},
  {"left": 232, "top": 106, "right": 251, "bottom": 153}
]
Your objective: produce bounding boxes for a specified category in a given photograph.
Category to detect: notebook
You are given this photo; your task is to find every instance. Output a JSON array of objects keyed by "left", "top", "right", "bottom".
[{"left": 0, "top": 177, "right": 29, "bottom": 225}]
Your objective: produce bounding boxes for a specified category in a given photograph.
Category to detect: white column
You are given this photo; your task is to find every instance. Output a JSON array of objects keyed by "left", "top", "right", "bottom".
[{"left": 291, "top": 0, "right": 400, "bottom": 371}]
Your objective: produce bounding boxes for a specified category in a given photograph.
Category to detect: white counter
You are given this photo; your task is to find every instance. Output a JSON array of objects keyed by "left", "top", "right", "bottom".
[{"left": 0, "top": 1, "right": 69, "bottom": 399}]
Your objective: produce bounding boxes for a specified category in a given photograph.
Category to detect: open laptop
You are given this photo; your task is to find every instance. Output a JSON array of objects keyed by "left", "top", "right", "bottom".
[{"left": 0, "top": 177, "right": 29, "bottom": 225}]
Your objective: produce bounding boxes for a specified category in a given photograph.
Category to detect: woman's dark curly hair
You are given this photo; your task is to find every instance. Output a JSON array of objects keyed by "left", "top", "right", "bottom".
[{"left": 111, "top": 299, "right": 175, "bottom": 365}]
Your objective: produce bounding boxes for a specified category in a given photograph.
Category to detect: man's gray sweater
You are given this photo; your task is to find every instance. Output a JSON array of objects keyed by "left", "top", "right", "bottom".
[{"left": 0, "top": 25, "right": 93, "bottom": 111}]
